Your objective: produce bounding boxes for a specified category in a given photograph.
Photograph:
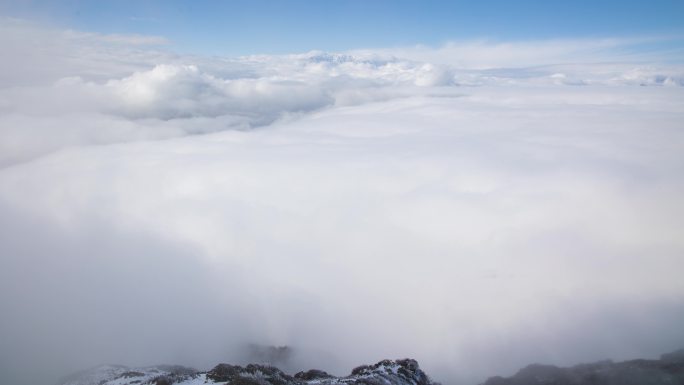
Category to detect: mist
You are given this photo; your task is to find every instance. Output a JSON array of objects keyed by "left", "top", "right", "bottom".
[{"left": 1, "top": 18, "right": 684, "bottom": 385}]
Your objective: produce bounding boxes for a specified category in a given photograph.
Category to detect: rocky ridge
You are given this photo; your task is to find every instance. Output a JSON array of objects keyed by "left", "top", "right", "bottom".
[
  {"left": 58, "top": 348, "right": 684, "bottom": 385},
  {"left": 59, "top": 358, "right": 435, "bottom": 385}
]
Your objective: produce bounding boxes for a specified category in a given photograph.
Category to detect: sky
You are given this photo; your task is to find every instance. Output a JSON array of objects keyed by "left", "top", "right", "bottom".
[
  {"left": 1, "top": 3, "right": 684, "bottom": 385},
  {"left": 1, "top": 0, "right": 684, "bottom": 54}
]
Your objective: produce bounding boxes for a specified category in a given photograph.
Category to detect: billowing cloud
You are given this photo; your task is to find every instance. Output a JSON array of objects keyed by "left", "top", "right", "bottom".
[
  {"left": 2, "top": 19, "right": 683, "bottom": 167},
  {"left": 1, "top": 19, "right": 684, "bottom": 385}
]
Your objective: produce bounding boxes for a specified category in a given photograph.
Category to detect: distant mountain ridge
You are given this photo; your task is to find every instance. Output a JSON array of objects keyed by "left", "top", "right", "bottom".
[{"left": 482, "top": 348, "right": 684, "bottom": 385}]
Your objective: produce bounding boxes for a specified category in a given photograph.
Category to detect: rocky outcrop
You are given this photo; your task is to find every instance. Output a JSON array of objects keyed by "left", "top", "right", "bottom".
[
  {"left": 482, "top": 349, "right": 684, "bottom": 385},
  {"left": 206, "top": 363, "right": 295, "bottom": 385},
  {"left": 345, "top": 359, "right": 432, "bottom": 385},
  {"left": 60, "top": 358, "right": 436, "bottom": 385},
  {"left": 293, "top": 369, "right": 334, "bottom": 381}
]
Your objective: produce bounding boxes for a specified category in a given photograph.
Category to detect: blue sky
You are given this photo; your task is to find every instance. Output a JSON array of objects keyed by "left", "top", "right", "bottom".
[{"left": 2, "top": 0, "right": 684, "bottom": 55}]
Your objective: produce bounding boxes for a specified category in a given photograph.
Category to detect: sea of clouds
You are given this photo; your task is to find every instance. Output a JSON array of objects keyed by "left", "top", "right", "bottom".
[{"left": 1, "top": 18, "right": 684, "bottom": 385}]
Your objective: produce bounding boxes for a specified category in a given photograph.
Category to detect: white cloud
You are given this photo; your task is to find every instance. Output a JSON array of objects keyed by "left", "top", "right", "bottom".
[
  {"left": 0, "top": 18, "right": 175, "bottom": 87},
  {"left": 1, "top": 20, "right": 684, "bottom": 385},
  {"left": 3, "top": 86, "right": 684, "bottom": 384}
]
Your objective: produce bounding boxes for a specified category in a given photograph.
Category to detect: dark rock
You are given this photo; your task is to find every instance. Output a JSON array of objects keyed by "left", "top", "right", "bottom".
[
  {"left": 344, "top": 358, "right": 434, "bottom": 385},
  {"left": 206, "top": 363, "right": 243, "bottom": 382},
  {"left": 293, "top": 369, "right": 333, "bottom": 380},
  {"left": 120, "top": 372, "right": 145, "bottom": 378},
  {"left": 206, "top": 363, "right": 296, "bottom": 385},
  {"left": 148, "top": 376, "right": 173, "bottom": 385},
  {"left": 351, "top": 365, "right": 371, "bottom": 376}
]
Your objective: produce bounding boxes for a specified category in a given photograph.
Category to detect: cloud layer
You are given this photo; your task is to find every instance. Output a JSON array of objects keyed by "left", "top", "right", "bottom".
[
  {"left": 1, "top": 19, "right": 684, "bottom": 385},
  {"left": 2, "top": 19, "right": 683, "bottom": 167}
]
